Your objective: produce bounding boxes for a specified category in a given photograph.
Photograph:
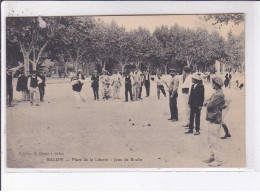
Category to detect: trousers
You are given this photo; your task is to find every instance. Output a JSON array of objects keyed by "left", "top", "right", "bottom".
[
  {"left": 92, "top": 87, "right": 99, "bottom": 100},
  {"left": 207, "top": 122, "right": 221, "bottom": 160},
  {"left": 6, "top": 86, "right": 13, "bottom": 105},
  {"left": 133, "top": 83, "right": 140, "bottom": 100},
  {"left": 157, "top": 85, "right": 166, "bottom": 99},
  {"left": 183, "top": 93, "right": 190, "bottom": 125},
  {"left": 73, "top": 91, "right": 86, "bottom": 107},
  {"left": 30, "top": 87, "right": 40, "bottom": 105},
  {"left": 145, "top": 82, "right": 150, "bottom": 97},
  {"left": 125, "top": 84, "right": 133, "bottom": 102},
  {"left": 39, "top": 85, "right": 45, "bottom": 101},
  {"left": 189, "top": 108, "right": 201, "bottom": 131},
  {"left": 113, "top": 82, "right": 121, "bottom": 99},
  {"left": 169, "top": 93, "right": 178, "bottom": 120}
]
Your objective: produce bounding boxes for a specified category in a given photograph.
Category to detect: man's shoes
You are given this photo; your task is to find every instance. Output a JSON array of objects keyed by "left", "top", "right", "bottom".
[
  {"left": 182, "top": 124, "right": 189, "bottom": 127},
  {"left": 30, "top": 102, "right": 33, "bottom": 106},
  {"left": 185, "top": 130, "right": 193, "bottom": 134},
  {"left": 203, "top": 157, "right": 215, "bottom": 163},
  {"left": 171, "top": 119, "right": 178, "bottom": 122},
  {"left": 40, "top": 100, "right": 44, "bottom": 102},
  {"left": 221, "top": 133, "right": 231, "bottom": 139},
  {"left": 36, "top": 104, "right": 40, "bottom": 106},
  {"left": 168, "top": 118, "right": 173, "bottom": 120},
  {"left": 194, "top": 131, "right": 200, "bottom": 135}
]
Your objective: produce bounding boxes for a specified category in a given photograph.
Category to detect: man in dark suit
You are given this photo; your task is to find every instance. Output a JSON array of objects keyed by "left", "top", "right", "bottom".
[
  {"left": 38, "top": 70, "right": 46, "bottom": 102},
  {"left": 144, "top": 70, "right": 150, "bottom": 97},
  {"left": 185, "top": 74, "right": 204, "bottom": 135}
]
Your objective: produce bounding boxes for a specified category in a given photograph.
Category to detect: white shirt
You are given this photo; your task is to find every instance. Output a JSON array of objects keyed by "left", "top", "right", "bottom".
[
  {"left": 111, "top": 73, "right": 122, "bottom": 83},
  {"left": 182, "top": 74, "right": 192, "bottom": 94},
  {"left": 155, "top": 76, "right": 165, "bottom": 86}
]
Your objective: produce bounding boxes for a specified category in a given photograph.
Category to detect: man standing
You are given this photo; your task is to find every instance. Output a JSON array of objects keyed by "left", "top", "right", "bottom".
[
  {"left": 111, "top": 69, "right": 122, "bottom": 99},
  {"left": 6, "top": 69, "right": 13, "bottom": 107},
  {"left": 138, "top": 72, "right": 145, "bottom": 99},
  {"left": 27, "top": 71, "right": 42, "bottom": 106},
  {"left": 203, "top": 76, "right": 225, "bottom": 167},
  {"left": 38, "top": 71, "right": 46, "bottom": 102},
  {"left": 168, "top": 69, "right": 179, "bottom": 122},
  {"left": 132, "top": 68, "right": 141, "bottom": 101},
  {"left": 144, "top": 70, "right": 150, "bottom": 98},
  {"left": 226, "top": 71, "right": 232, "bottom": 88},
  {"left": 91, "top": 70, "right": 99, "bottom": 101},
  {"left": 124, "top": 71, "right": 133, "bottom": 102},
  {"left": 185, "top": 74, "right": 204, "bottom": 135},
  {"left": 181, "top": 66, "right": 192, "bottom": 127},
  {"left": 155, "top": 73, "right": 167, "bottom": 100},
  {"left": 101, "top": 70, "right": 111, "bottom": 100},
  {"left": 71, "top": 76, "right": 86, "bottom": 108}
]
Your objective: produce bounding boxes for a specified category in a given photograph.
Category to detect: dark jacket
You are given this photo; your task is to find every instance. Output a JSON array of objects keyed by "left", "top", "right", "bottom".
[
  {"left": 72, "top": 81, "right": 83, "bottom": 92},
  {"left": 91, "top": 75, "right": 99, "bottom": 88},
  {"left": 16, "top": 74, "right": 28, "bottom": 91},
  {"left": 6, "top": 74, "right": 13, "bottom": 89},
  {"left": 188, "top": 83, "right": 205, "bottom": 109},
  {"left": 125, "top": 75, "right": 132, "bottom": 86},
  {"left": 38, "top": 74, "right": 46, "bottom": 87},
  {"left": 144, "top": 74, "right": 150, "bottom": 85}
]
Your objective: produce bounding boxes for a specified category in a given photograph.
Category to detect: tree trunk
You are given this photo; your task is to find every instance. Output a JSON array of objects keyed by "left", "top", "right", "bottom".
[
  {"left": 23, "top": 53, "right": 30, "bottom": 75},
  {"left": 165, "top": 63, "right": 168, "bottom": 75},
  {"left": 122, "top": 63, "right": 125, "bottom": 74},
  {"left": 187, "top": 59, "right": 191, "bottom": 67},
  {"left": 103, "top": 61, "right": 106, "bottom": 71}
]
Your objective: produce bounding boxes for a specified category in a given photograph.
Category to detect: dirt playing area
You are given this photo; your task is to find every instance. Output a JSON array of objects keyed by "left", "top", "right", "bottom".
[{"left": 6, "top": 75, "right": 245, "bottom": 168}]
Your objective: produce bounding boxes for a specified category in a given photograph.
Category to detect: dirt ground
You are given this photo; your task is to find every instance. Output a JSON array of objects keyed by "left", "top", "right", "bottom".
[{"left": 6, "top": 74, "right": 245, "bottom": 168}]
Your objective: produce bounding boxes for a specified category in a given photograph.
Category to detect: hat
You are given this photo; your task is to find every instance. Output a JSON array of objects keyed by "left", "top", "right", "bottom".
[
  {"left": 77, "top": 69, "right": 82, "bottom": 72},
  {"left": 31, "top": 70, "right": 37, "bottom": 74},
  {"left": 134, "top": 68, "right": 139, "bottom": 71},
  {"left": 192, "top": 74, "right": 202, "bottom": 81},
  {"left": 183, "top": 66, "right": 191, "bottom": 72},
  {"left": 212, "top": 76, "right": 224, "bottom": 87},
  {"left": 169, "top": 68, "right": 176, "bottom": 74}
]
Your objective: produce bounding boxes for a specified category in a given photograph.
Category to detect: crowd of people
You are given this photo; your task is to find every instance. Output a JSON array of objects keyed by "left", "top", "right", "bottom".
[
  {"left": 6, "top": 69, "right": 46, "bottom": 107},
  {"left": 6, "top": 65, "right": 238, "bottom": 167}
]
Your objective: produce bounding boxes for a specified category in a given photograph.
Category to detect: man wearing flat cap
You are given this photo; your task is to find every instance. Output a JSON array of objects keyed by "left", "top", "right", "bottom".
[
  {"left": 168, "top": 68, "right": 179, "bottom": 122},
  {"left": 185, "top": 74, "right": 204, "bottom": 135},
  {"left": 203, "top": 75, "right": 225, "bottom": 167},
  {"left": 181, "top": 66, "right": 192, "bottom": 127},
  {"left": 91, "top": 70, "right": 99, "bottom": 100}
]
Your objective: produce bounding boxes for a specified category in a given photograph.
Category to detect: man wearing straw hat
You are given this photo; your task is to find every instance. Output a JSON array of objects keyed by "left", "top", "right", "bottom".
[
  {"left": 185, "top": 74, "right": 204, "bottom": 135},
  {"left": 168, "top": 68, "right": 179, "bottom": 122},
  {"left": 181, "top": 66, "right": 192, "bottom": 127}
]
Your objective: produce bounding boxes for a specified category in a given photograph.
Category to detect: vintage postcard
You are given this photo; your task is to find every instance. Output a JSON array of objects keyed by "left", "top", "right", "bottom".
[{"left": 5, "top": 13, "right": 245, "bottom": 168}]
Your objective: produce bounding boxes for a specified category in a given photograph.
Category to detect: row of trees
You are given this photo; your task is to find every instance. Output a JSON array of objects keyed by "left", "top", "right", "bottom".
[{"left": 6, "top": 15, "right": 245, "bottom": 75}]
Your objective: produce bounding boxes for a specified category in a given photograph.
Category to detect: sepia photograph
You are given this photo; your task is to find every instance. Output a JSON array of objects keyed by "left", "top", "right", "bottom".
[{"left": 5, "top": 13, "right": 245, "bottom": 168}]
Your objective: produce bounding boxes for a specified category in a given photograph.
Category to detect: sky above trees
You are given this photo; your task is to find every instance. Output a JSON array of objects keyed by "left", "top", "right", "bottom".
[{"left": 96, "top": 15, "right": 244, "bottom": 39}]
